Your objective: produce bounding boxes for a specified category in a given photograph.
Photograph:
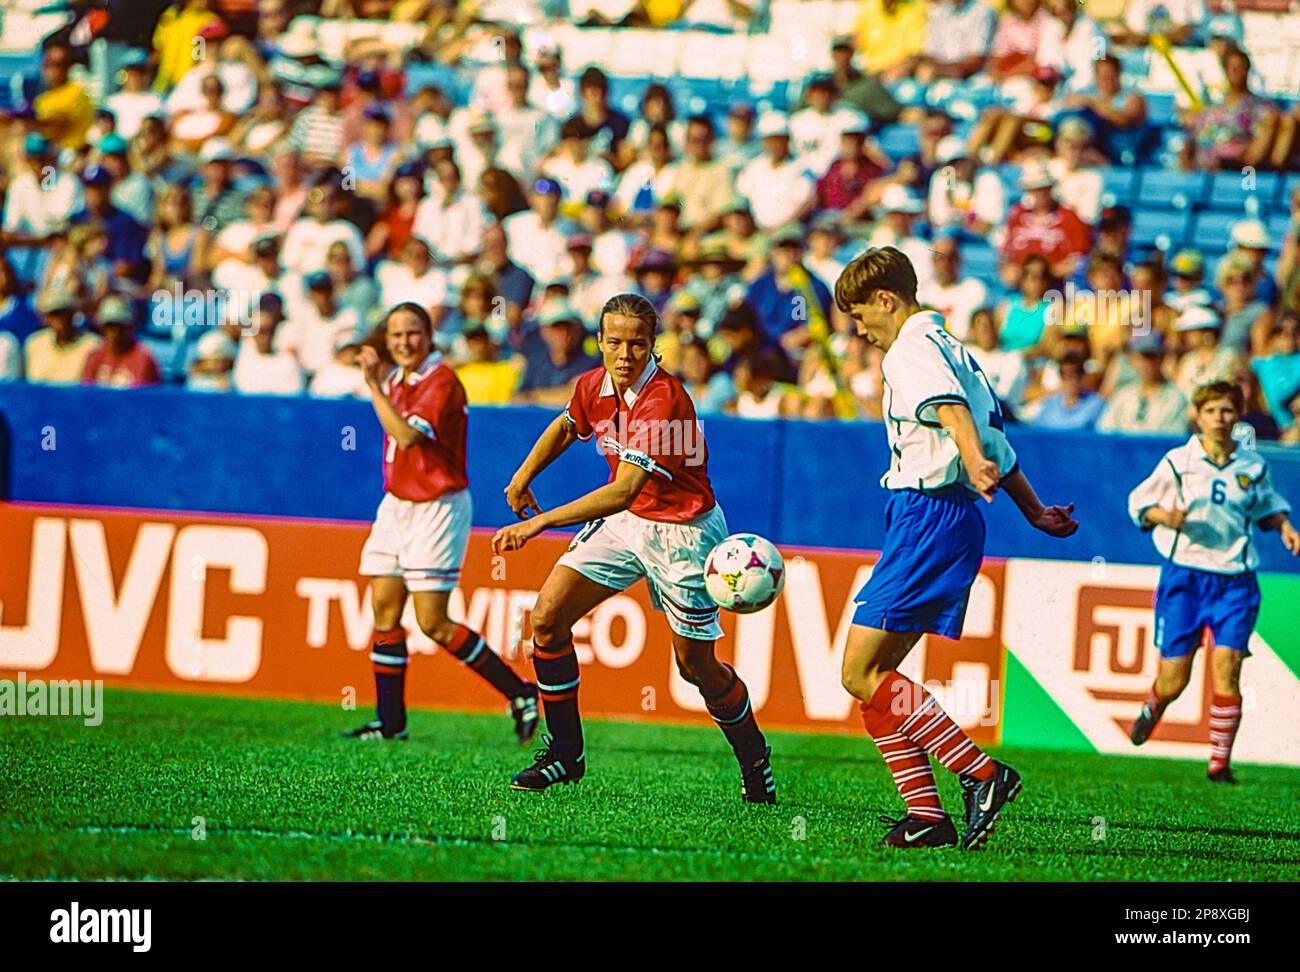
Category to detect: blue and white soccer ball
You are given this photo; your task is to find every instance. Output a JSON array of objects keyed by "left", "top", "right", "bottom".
[{"left": 705, "top": 533, "right": 786, "bottom": 614}]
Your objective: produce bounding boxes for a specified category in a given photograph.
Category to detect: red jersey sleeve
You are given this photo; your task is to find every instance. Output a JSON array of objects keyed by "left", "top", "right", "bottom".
[
  {"left": 563, "top": 369, "right": 599, "bottom": 440},
  {"left": 619, "top": 381, "right": 696, "bottom": 481}
]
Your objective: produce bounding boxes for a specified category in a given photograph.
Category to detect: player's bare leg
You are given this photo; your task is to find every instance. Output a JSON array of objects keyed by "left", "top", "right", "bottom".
[
  {"left": 1207, "top": 647, "right": 1245, "bottom": 784},
  {"left": 842, "top": 624, "right": 1019, "bottom": 849},
  {"left": 1130, "top": 653, "right": 1193, "bottom": 746},
  {"left": 510, "top": 566, "right": 617, "bottom": 790},
  {"left": 411, "top": 590, "right": 540, "bottom": 745},
  {"left": 343, "top": 576, "right": 411, "bottom": 740},
  {"left": 672, "top": 634, "right": 775, "bottom": 804}
]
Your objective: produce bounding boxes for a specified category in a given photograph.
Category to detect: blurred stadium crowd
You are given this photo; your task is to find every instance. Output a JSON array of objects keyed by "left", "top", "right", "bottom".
[{"left": 1, "top": 0, "right": 1300, "bottom": 441}]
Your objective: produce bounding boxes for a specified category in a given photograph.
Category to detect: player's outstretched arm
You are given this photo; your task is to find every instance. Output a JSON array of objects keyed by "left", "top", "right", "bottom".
[
  {"left": 358, "top": 346, "right": 425, "bottom": 450},
  {"left": 504, "top": 414, "right": 581, "bottom": 519},
  {"left": 935, "top": 402, "right": 1000, "bottom": 502},
  {"left": 1259, "top": 512, "right": 1300, "bottom": 555},
  {"left": 492, "top": 462, "right": 651, "bottom": 554},
  {"left": 1001, "top": 466, "right": 1079, "bottom": 538}
]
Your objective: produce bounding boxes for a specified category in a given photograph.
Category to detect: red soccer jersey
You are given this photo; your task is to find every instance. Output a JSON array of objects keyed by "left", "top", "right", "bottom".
[
  {"left": 381, "top": 353, "right": 470, "bottom": 502},
  {"left": 563, "top": 361, "right": 716, "bottom": 523}
]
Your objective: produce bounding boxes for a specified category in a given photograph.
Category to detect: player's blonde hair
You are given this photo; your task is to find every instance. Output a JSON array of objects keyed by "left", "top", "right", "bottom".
[{"left": 834, "top": 246, "right": 918, "bottom": 311}]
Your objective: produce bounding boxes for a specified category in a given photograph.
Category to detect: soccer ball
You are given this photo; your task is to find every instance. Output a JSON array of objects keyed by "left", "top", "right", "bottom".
[{"left": 705, "top": 534, "right": 786, "bottom": 614}]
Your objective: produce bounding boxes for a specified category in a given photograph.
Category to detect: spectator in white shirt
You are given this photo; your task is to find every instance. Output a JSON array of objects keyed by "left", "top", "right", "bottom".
[
  {"left": 233, "top": 296, "right": 304, "bottom": 395},
  {"left": 916, "top": 0, "right": 998, "bottom": 82},
  {"left": 376, "top": 238, "right": 453, "bottom": 321},
  {"left": 529, "top": 47, "right": 577, "bottom": 120},
  {"left": 309, "top": 333, "right": 370, "bottom": 399},
  {"left": 412, "top": 159, "right": 488, "bottom": 266},
  {"left": 2, "top": 136, "right": 81, "bottom": 280},
  {"left": 919, "top": 233, "right": 990, "bottom": 341},
  {"left": 928, "top": 136, "right": 1006, "bottom": 237},
  {"left": 1047, "top": 116, "right": 1104, "bottom": 224},
  {"left": 164, "top": 32, "right": 258, "bottom": 118},
  {"left": 789, "top": 77, "right": 861, "bottom": 179},
  {"left": 867, "top": 184, "right": 935, "bottom": 288},
  {"left": 495, "top": 64, "right": 557, "bottom": 182},
  {"left": 736, "top": 113, "right": 815, "bottom": 231},
  {"left": 105, "top": 53, "right": 163, "bottom": 140},
  {"left": 503, "top": 178, "right": 572, "bottom": 286},
  {"left": 964, "top": 307, "right": 1029, "bottom": 412},
  {"left": 281, "top": 181, "right": 366, "bottom": 276},
  {"left": 542, "top": 119, "right": 615, "bottom": 212},
  {"left": 1040, "top": 0, "right": 1107, "bottom": 92},
  {"left": 805, "top": 216, "right": 847, "bottom": 294},
  {"left": 280, "top": 271, "right": 361, "bottom": 376}
]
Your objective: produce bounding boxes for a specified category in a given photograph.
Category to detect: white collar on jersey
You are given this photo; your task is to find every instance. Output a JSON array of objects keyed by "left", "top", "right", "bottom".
[
  {"left": 1186, "top": 433, "right": 1241, "bottom": 469},
  {"left": 393, "top": 351, "right": 443, "bottom": 386},
  {"left": 598, "top": 358, "right": 658, "bottom": 406},
  {"left": 898, "top": 310, "right": 947, "bottom": 339}
]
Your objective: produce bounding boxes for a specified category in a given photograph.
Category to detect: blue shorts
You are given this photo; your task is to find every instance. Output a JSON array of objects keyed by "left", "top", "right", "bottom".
[
  {"left": 1154, "top": 562, "right": 1260, "bottom": 658},
  {"left": 853, "top": 486, "right": 985, "bottom": 640}
]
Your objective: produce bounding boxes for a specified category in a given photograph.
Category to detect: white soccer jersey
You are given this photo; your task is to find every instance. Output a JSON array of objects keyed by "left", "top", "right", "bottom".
[
  {"left": 1127, "top": 435, "right": 1291, "bottom": 574},
  {"left": 880, "top": 311, "right": 1018, "bottom": 491}
]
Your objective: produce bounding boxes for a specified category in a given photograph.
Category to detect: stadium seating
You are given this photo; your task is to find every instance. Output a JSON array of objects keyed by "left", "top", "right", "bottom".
[
  {"left": 1136, "top": 169, "right": 1207, "bottom": 211},
  {"left": 1131, "top": 208, "right": 1194, "bottom": 251}
]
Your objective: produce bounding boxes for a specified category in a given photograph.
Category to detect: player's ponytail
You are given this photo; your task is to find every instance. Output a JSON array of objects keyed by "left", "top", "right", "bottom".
[{"left": 597, "top": 292, "right": 662, "bottom": 363}]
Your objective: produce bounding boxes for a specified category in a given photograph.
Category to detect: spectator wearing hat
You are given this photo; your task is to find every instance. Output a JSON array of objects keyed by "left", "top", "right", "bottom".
[
  {"left": 105, "top": 51, "right": 163, "bottom": 140},
  {"left": 1167, "top": 248, "right": 1213, "bottom": 316},
  {"left": 454, "top": 323, "right": 523, "bottom": 405},
  {"left": 282, "top": 177, "right": 366, "bottom": 277},
  {"left": 1098, "top": 332, "right": 1188, "bottom": 434},
  {"left": 95, "top": 133, "right": 154, "bottom": 227},
  {"left": 1047, "top": 118, "right": 1103, "bottom": 223},
  {"left": 205, "top": 184, "right": 277, "bottom": 279},
  {"left": 451, "top": 107, "right": 501, "bottom": 191},
  {"left": 630, "top": 249, "right": 678, "bottom": 318},
  {"left": 495, "top": 64, "right": 558, "bottom": 183},
  {"left": 33, "top": 41, "right": 95, "bottom": 150},
  {"left": 281, "top": 269, "right": 362, "bottom": 376},
  {"left": 815, "top": 118, "right": 888, "bottom": 218},
  {"left": 516, "top": 299, "right": 600, "bottom": 405},
  {"left": 1, "top": 135, "right": 81, "bottom": 283},
  {"left": 1039, "top": 0, "right": 1107, "bottom": 93},
  {"left": 745, "top": 225, "right": 834, "bottom": 347},
  {"left": 736, "top": 113, "right": 816, "bottom": 231},
  {"left": 503, "top": 178, "right": 573, "bottom": 286},
  {"left": 1025, "top": 351, "right": 1105, "bottom": 429},
  {"left": 344, "top": 104, "right": 401, "bottom": 203},
  {"left": 918, "top": 233, "right": 990, "bottom": 341},
  {"left": 1094, "top": 204, "right": 1132, "bottom": 260},
  {"left": 1217, "top": 253, "right": 1274, "bottom": 358},
  {"left": 1000, "top": 161, "right": 1090, "bottom": 284},
  {"left": 716, "top": 103, "right": 760, "bottom": 176},
  {"left": 926, "top": 136, "right": 1005, "bottom": 237},
  {"left": 916, "top": 0, "right": 997, "bottom": 83},
  {"left": 81, "top": 294, "right": 160, "bottom": 388},
  {"left": 25, "top": 290, "right": 99, "bottom": 385},
  {"left": 1058, "top": 55, "right": 1148, "bottom": 164},
  {"left": 657, "top": 116, "right": 736, "bottom": 232},
  {"left": 288, "top": 76, "right": 348, "bottom": 171},
  {"left": 70, "top": 164, "right": 148, "bottom": 267},
  {"left": 1173, "top": 305, "right": 1241, "bottom": 400},
  {"left": 341, "top": 69, "right": 413, "bottom": 149},
  {"left": 545, "top": 117, "right": 617, "bottom": 213},
  {"left": 867, "top": 184, "right": 935, "bottom": 287},
  {"left": 681, "top": 243, "right": 746, "bottom": 336},
  {"left": 411, "top": 158, "right": 487, "bottom": 266},
  {"left": 1220, "top": 219, "right": 1279, "bottom": 308},
  {"left": 186, "top": 328, "right": 237, "bottom": 392},
  {"left": 853, "top": 0, "right": 927, "bottom": 83},
  {"left": 1182, "top": 47, "right": 1278, "bottom": 173},
  {"left": 230, "top": 293, "right": 302, "bottom": 395},
  {"left": 565, "top": 67, "right": 631, "bottom": 169}
]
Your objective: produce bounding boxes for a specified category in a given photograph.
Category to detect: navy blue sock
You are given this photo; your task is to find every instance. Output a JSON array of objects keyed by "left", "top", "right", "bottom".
[
  {"left": 532, "top": 638, "right": 582, "bottom": 756},
  {"left": 371, "top": 629, "right": 408, "bottom": 733}
]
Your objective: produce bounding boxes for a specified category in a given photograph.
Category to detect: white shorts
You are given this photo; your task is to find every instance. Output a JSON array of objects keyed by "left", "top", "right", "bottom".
[
  {"left": 359, "top": 489, "right": 471, "bottom": 593},
  {"left": 557, "top": 505, "right": 728, "bottom": 640}
]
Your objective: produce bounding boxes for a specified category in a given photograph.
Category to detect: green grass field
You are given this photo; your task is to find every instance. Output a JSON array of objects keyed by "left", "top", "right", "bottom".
[{"left": 1, "top": 688, "right": 1297, "bottom": 881}]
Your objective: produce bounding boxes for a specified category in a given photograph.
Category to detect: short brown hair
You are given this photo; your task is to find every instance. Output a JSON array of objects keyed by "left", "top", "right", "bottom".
[
  {"left": 834, "top": 246, "right": 918, "bottom": 312},
  {"left": 1192, "top": 380, "right": 1244, "bottom": 413}
]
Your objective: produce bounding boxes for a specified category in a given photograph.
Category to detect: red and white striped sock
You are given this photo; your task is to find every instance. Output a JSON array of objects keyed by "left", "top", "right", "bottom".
[
  {"left": 1208, "top": 692, "right": 1243, "bottom": 775},
  {"left": 860, "top": 702, "right": 947, "bottom": 822},
  {"left": 873, "top": 670, "right": 995, "bottom": 782}
]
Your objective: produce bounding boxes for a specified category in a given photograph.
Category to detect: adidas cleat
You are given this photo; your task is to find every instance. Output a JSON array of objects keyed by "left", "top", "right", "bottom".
[
  {"left": 509, "top": 735, "right": 585, "bottom": 791},
  {"left": 959, "top": 761, "right": 1022, "bottom": 850},
  {"left": 341, "top": 719, "right": 408, "bottom": 741},
  {"left": 740, "top": 746, "right": 777, "bottom": 804},
  {"left": 510, "top": 684, "right": 541, "bottom": 746},
  {"left": 878, "top": 814, "right": 959, "bottom": 848},
  {"left": 1130, "top": 703, "right": 1159, "bottom": 746},
  {"left": 1207, "top": 766, "right": 1238, "bottom": 785}
]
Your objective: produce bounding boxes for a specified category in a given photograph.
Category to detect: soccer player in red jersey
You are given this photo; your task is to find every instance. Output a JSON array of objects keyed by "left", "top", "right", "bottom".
[
  {"left": 491, "top": 293, "right": 776, "bottom": 802},
  {"left": 343, "top": 302, "right": 540, "bottom": 744}
]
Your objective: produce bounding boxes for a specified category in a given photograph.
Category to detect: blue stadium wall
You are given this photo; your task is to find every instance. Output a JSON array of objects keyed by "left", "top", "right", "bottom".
[{"left": 2, "top": 384, "right": 1299, "bottom": 574}]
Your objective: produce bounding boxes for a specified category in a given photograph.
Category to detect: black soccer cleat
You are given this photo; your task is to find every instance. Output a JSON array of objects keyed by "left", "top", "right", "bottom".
[
  {"left": 509, "top": 735, "right": 585, "bottom": 791},
  {"left": 959, "top": 760, "right": 1022, "bottom": 850},
  {"left": 878, "top": 814, "right": 959, "bottom": 848},
  {"left": 740, "top": 746, "right": 777, "bottom": 804},
  {"left": 341, "top": 719, "right": 408, "bottom": 741},
  {"left": 1130, "top": 703, "right": 1160, "bottom": 746},
  {"left": 1207, "top": 766, "right": 1238, "bottom": 785},
  {"left": 510, "top": 684, "right": 541, "bottom": 746}
]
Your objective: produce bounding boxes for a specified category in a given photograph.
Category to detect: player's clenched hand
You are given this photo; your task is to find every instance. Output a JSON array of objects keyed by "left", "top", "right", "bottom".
[
  {"left": 967, "top": 457, "right": 1001, "bottom": 503},
  {"left": 1030, "top": 502, "right": 1079, "bottom": 538},
  {"left": 504, "top": 478, "right": 543, "bottom": 519},
  {"left": 356, "top": 345, "right": 385, "bottom": 388},
  {"left": 492, "top": 519, "right": 541, "bottom": 554},
  {"left": 1280, "top": 521, "right": 1300, "bottom": 555}
]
